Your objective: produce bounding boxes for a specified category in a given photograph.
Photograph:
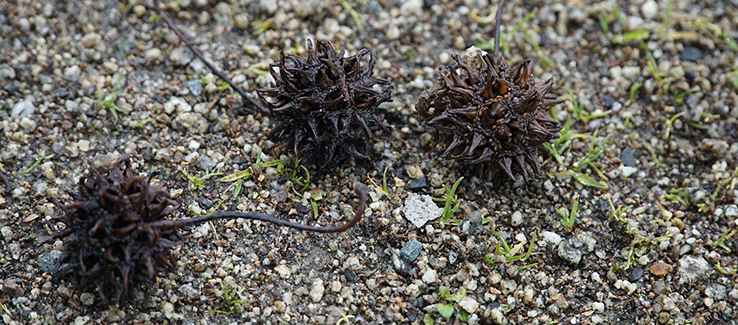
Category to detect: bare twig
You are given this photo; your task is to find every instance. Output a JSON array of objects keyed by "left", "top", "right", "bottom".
[
  {"left": 154, "top": 2, "right": 268, "bottom": 114},
  {"left": 152, "top": 183, "right": 367, "bottom": 233},
  {"left": 0, "top": 170, "right": 10, "bottom": 194},
  {"left": 494, "top": 0, "right": 507, "bottom": 59}
]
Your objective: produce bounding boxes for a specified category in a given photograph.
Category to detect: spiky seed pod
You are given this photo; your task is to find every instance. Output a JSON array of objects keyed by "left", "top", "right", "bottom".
[
  {"left": 416, "top": 51, "right": 561, "bottom": 183},
  {"left": 55, "top": 159, "right": 181, "bottom": 306},
  {"left": 257, "top": 40, "right": 393, "bottom": 169}
]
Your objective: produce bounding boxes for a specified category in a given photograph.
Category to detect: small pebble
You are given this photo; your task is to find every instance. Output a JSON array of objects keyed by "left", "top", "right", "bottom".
[
  {"left": 641, "top": 0, "right": 658, "bottom": 19},
  {"left": 682, "top": 47, "right": 703, "bottom": 62}
]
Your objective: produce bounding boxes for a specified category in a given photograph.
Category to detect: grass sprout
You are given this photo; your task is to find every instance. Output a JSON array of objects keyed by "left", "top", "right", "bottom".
[
  {"left": 20, "top": 154, "right": 54, "bottom": 174},
  {"left": 180, "top": 169, "right": 223, "bottom": 190},
  {"left": 607, "top": 196, "right": 632, "bottom": 223},
  {"left": 712, "top": 228, "right": 735, "bottom": 252},
  {"left": 486, "top": 230, "right": 537, "bottom": 269},
  {"left": 97, "top": 74, "right": 127, "bottom": 119},
  {"left": 663, "top": 188, "right": 689, "bottom": 206},
  {"left": 209, "top": 282, "right": 247, "bottom": 314},
  {"left": 557, "top": 195, "right": 579, "bottom": 230},
  {"left": 432, "top": 177, "right": 464, "bottom": 223},
  {"left": 341, "top": 1, "right": 364, "bottom": 30}
]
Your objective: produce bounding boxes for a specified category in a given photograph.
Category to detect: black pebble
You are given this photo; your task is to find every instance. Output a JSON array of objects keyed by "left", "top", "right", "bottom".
[
  {"left": 200, "top": 198, "right": 213, "bottom": 209},
  {"left": 681, "top": 47, "right": 703, "bottom": 62},
  {"left": 603, "top": 94, "right": 615, "bottom": 109},
  {"left": 343, "top": 268, "right": 357, "bottom": 282},
  {"left": 685, "top": 70, "right": 696, "bottom": 83}
]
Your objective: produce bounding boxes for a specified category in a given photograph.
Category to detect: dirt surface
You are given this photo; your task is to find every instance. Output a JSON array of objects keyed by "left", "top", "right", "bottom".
[{"left": 1, "top": 0, "right": 738, "bottom": 324}]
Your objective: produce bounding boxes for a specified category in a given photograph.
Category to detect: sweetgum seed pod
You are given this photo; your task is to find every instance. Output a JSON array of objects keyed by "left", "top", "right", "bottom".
[{"left": 416, "top": 51, "right": 562, "bottom": 183}]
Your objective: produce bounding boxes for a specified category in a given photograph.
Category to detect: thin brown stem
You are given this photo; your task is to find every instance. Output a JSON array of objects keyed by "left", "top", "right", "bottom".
[
  {"left": 155, "top": 2, "right": 268, "bottom": 114},
  {"left": 494, "top": 0, "right": 507, "bottom": 59},
  {"left": 0, "top": 169, "right": 10, "bottom": 194},
  {"left": 151, "top": 183, "right": 368, "bottom": 233}
]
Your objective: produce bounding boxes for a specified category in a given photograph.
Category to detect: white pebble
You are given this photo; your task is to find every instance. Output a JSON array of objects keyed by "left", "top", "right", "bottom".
[
  {"left": 145, "top": 48, "right": 162, "bottom": 60},
  {"left": 386, "top": 25, "right": 400, "bottom": 40},
  {"left": 641, "top": 0, "right": 658, "bottom": 20},
  {"left": 511, "top": 211, "right": 523, "bottom": 227}
]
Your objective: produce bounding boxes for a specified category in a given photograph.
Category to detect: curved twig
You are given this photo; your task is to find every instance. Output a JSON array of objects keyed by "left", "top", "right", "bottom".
[
  {"left": 0, "top": 169, "right": 10, "bottom": 194},
  {"left": 151, "top": 183, "right": 368, "bottom": 233},
  {"left": 154, "top": 2, "right": 268, "bottom": 114},
  {"left": 494, "top": 0, "right": 507, "bottom": 59}
]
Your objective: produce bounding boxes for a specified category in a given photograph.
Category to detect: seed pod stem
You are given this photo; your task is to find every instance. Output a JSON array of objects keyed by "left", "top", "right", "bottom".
[
  {"left": 0, "top": 169, "right": 10, "bottom": 194},
  {"left": 494, "top": 0, "right": 507, "bottom": 59},
  {"left": 154, "top": 1, "right": 268, "bottom": 114},
  {"left": 151, "top": 183, "right": 368, "bottom": 233}
]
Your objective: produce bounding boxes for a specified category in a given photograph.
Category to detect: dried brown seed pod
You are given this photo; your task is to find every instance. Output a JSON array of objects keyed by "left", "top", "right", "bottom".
[
  {"left": 257, "top": 40, "right": 393, "bottom": 169},
  {"left": 54, "top": 159, "right": 182, "bottom": 306},
  {"left": 416, "top": 52, "right": 561, "bottom": 183},
  {"left": 54, "top": 158, "right": 368, "bottom": 306}
]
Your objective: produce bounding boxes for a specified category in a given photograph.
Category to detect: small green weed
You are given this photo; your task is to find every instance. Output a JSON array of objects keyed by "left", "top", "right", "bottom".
[
  {"left": 368, "top": 166, "right": 392, "bottom": 199},
  {"left": 477, "top": 9, "right": 536, "bottom": 54},
  {"left": 699, "top": 167, "right": 738, "bottom": 212},
  {"left": 433, "top": 286, "right": 469, "bottom": 322},
  {"left": 663, "top": 111, "right": 686, "bottom": 139},
  {"left": 715, "top": 261, "right": 737, "bottom": 275},
  {"left": 542, "top": 117, "right": 584, "bottom": 165},
  {"left": 692, "top": 19, "right": 738, "bottom": 53},
  {"left": 525, "top": 32, "right": 555, "bottom": 69},
  {"left": 337, "top": 314, "right": 356, "bottom": 325},
  {"left": 564, "top": 84, "right": 611, "bottom": 122},
  {"left": 628, "top": 82, "right": 642, "bottom": 104},
  {"left": 180, "top": 169, "right": 223, "bottom": 190},
  {"left": 20, "top": 154, "right": 54, "bottom": 174},
  {"left": 209, "top": 282, "right": 247, "bottom": 314},
  {"left": 433, "top": 177, "right": 464, "bottom": 223},
  {"left": 251, "top": 18, "right": 273, "bottom": 36},
  {"left": 712, "top": 228, "right": 735, "bottom": 252},
  {"left": 341, "top": 1, "right": 364, "bottom": 30},
  {"left": 607, "top": 196, "right": 632, "bottom": 223},
  {"left": 97, "top": 74, "right": 127, "bottom": 119},
  {"left": 663, "top": 188, "right": 689, "bottom": 206},
  {"left": 557, "top": 195, "right": 579, "bottom": 230},
  {"left": 572, "top": 132, "right": 611, "bottom": 181},
  {"left": 486, "top": 230, "right": 537, "bottom": 270},
  {"left": 132, "top": 117, "right": 155, "bottom": 128}
]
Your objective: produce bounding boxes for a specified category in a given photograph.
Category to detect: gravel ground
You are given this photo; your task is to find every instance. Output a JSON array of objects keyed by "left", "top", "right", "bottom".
[{"left": 1, "top": 0, "right": 738, "bottom": 324}]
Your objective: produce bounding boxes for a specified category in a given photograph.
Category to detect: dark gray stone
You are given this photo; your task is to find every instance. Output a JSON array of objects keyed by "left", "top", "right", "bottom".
[
  {"left": 621, "top": 147, "right": 637, "bottom": 167},
  {"left": 196, "top": 155, "right": 215, "bottom": 171},
  {"left": 343, "top": 268, "right": 357, "bottom": 282},
  {"left": 38, "top": 250, "right": 64, "bottom": 275},
  {"left": 407, "top": 177, "right": 429, "bottom": 191},
  {"left": 603, "top": 94, "right": 615, "bottom": 109},
  {"left": 629, "top": 267, "right": 644, "bottom": 281},
  {"left": 400, "top": 239, "right": 423, "bottom": 263},
  {"left": 682, "top": 47, "right": 703, "bottom": 61}
]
